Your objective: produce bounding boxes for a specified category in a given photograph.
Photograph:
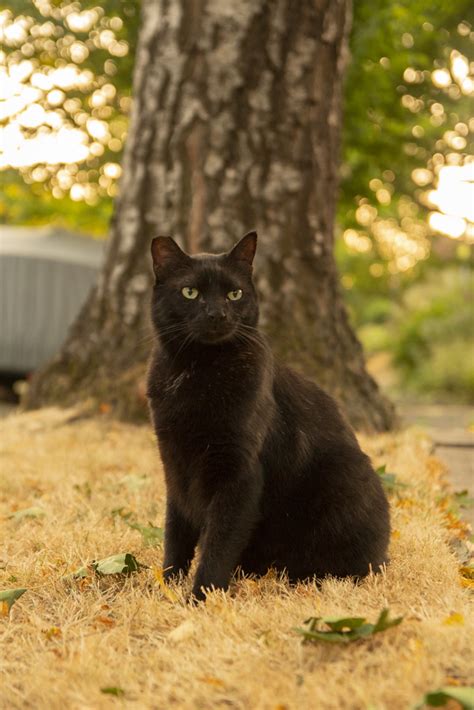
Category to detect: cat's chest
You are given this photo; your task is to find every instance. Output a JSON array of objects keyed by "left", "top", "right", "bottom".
[
  {"left": 157, "top": 359, "right": 252, "bottom": 416},
  {"left": 164, "top": 364, "right": 227, "bottom": 399}
]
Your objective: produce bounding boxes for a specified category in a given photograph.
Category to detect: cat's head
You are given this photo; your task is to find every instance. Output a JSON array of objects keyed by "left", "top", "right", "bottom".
[{"left": 150, "top": 232, "right": 259, "bottom": 345}]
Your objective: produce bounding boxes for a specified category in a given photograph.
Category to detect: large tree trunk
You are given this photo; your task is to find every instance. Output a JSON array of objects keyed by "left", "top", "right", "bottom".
[{"left": 26, "top": 0, "right": 396, "bottom": 431}]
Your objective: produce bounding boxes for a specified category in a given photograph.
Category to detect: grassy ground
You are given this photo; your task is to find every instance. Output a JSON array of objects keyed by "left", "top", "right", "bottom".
[{"left": 0, "top": 407, "right": 472, "bottom": 709}]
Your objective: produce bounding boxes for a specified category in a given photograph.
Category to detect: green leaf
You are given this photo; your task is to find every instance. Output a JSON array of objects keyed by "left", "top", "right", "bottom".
[
  {"left": 417, "top": 686, "right": 474, "bottom": 709},
  {"left": 9, "top": 507, "right": 45, "bottom": 521},
  {"left": 0, "top": 588, "right": 27, "bottom": 611},
  {"left": 453, "top": 490, "right": 474, "bottom": 510},
  {"left": 64, "top": 553, "right": 145, "bottom": 580},
  {"left": 372, "top": 607, "right": 397, "bottom": 632},
  {"left": 94, "top": 553, "right": 141, "bottom": 575},
  {"left": 128, "top": 522, "right": 164, "bottom": 547},
  {"left": 299, "top": 629, "right": 355, "bottom": 644},
  {"left": 67, "top": 566, "right": 89, "bottom": 580},
  {"left": 119, "top": 474, "right": 149, "bottom": 491},
  {"left": 296, "top": 608, "right": 403, "bottom": 644},
  {"left": 322, "top": 616, "right": 367, "bottom": 632},
  {"left": 111, "top": 507, "right": 134, "bottom": 521},
  {"left": 375, "top": 465, "right": 408, "bottom": 493},
  {"left": 100, "top": 687, "right": 126, "bottom": 697},
  {"left": 73, "top": 482, "right": 92, "bottom": 499}
]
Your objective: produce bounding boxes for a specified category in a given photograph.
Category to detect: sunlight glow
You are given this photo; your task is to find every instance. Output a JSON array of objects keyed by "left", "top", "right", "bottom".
[
  {"left": 411, "top": 168, "right": 433, "bottom": 186},
  {"left": 427, "top": 165, "right": 474, "bottom": 240},
  {"left": 451, "top": 52, "right": 469, "bottom": 83},
  {"left": 431, "top": 69, "right": 451, "bottom": 88},
  {"left": 429, "top": 212, "right": 466, "bottom": 239},
  {"left": 0, "top": 126, "right": 89, "bottom": 168},
  {"left": 372, "top": 218, "right": 430, "bottom": 272},
  {"left": 343, "top": 229, "right": 372, "bottom": 253},
  {"left": 66, "top": 10, "right": 99, "bottom": 34}
]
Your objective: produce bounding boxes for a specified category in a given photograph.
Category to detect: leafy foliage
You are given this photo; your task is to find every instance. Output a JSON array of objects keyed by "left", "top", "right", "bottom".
[
  {"left": 2, "top": 0, "right": 472, "bottom": 244},
  {"left": 0, "top": 0, "right": 140, "bottom": 232},
  {"left": 0, "top": 169, "right": 113, "bottom": 234},
  {"left": 360, "top": 266, "right": 474, "bottom": 401},
  {"left": 295, "top": 608, "right": 403, "bottom": 644},
  {"left": 339, "top": 0, "right": 473, "bottom": 274},
  {"left": 337, "top": 1, "right": 474, "bottom": 401}
]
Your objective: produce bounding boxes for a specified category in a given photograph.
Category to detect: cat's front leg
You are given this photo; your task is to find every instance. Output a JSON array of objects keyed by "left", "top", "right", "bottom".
[
  {"left": 191, "top": 468, "right": 262, "bottom": 601},
  {"left": 163, "top": 498, "right": 199, "bottom": 582}
]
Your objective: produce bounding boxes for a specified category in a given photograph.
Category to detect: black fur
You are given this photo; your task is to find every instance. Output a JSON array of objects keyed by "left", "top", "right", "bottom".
[{"left": 147, "top": 232, "right": 390, "bottom": 601}]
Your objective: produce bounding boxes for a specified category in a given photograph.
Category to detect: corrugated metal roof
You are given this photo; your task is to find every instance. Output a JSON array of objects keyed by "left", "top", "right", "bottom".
[
  {"left": 0, "top": 225, "right": 105, "bottom": 266},
  {"left": 0, "top": 226, "right": 106, "bottom": 372}
]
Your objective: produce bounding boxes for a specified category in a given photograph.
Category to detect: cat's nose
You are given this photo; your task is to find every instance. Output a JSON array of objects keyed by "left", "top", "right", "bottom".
[{"left": 206, "top": 308, "right": 226, "bottom": 322}]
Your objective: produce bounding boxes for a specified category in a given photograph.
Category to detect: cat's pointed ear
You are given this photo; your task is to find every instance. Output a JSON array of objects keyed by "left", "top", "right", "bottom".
[
  {"left": 151, "top": 236, "right": 188, "bottom": 273},
  {"left": 228, "top": 231, "right": 257, "bottom": 267}
]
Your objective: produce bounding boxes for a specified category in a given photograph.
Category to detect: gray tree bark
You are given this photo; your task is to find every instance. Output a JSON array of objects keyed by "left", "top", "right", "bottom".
[{"left": 26, "top": 0, "right": 396, "bottom": 431}]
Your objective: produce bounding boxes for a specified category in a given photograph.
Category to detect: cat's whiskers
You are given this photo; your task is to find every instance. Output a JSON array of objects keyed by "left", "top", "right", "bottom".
[
  {"left": 155, "top": 323, "right": 192, "bottom": 347},
  {"left": 235, "top": 324, "right": 267, "bottom": 353},
  {"left": 169, "top": 330, "right": 195, "bottom": 367},
  {"left": 133, "top": 331, "right": 156, "bottom": 348},
  {"left": 135, "top": 321, "right": 194, "bottom": 347},
  {"left": 107, "top": 324, "right": 190, "bottom": 374},
  {"left": 156, "top": 323, "right": 190, "bottom": 337}
]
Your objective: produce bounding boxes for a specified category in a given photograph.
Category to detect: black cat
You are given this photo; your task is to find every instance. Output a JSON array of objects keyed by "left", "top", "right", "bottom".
[{"left": 147, "top": 232, "right": 390, "bottom": 601}]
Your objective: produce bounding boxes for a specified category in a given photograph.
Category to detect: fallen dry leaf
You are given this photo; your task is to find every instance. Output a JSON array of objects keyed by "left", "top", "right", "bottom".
[
  {"left": 153, "top": 567, "right": 178, "bottom": 603},
  {"left": 167, "top": 620, "right": 196, "bottom": 644},
  {"left": 42, "top": 627, "right": 61, "bottom": 640},
  {"left": 443, "top": 613, "right": 464, "bottom": 626},
  {"left": 459, "top": 566, "right": 474, "bottom": 589},
  {"left": 95, "top": 615, "right": 116, "bottom": 627}
]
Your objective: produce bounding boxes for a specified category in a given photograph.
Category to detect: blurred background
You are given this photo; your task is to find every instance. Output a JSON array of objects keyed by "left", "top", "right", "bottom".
[{"left": 0, "top": 0, "right": 472, "bottom": 413}]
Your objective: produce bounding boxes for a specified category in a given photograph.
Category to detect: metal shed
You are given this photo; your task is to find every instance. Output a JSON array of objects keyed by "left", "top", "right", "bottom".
[{"left": 0, "top": 225, "right": 104, "bottom": 373}]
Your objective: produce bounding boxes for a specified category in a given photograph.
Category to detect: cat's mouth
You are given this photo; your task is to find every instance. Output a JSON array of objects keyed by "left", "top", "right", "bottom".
[{"left": 196, "top": 325, "right": 237, "bottom": 344}]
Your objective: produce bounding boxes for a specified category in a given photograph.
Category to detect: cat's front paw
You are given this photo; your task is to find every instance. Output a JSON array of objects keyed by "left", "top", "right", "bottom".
[
  {"left": 190, "top": 577, "right": 228, "bottom": 603},
  {"left": 163, "top": 566, "right": 186, "bottom": 584},
  {"left": 189, "top": 584, "right": 207, "bottom": 603}
]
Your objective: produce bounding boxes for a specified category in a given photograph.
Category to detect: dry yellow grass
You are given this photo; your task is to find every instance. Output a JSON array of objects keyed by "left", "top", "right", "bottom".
[{"left": 0, "top": 407, "right": 472, "bottom": 710}]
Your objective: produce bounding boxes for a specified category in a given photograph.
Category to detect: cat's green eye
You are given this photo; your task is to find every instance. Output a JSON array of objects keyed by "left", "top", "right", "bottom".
[
  {"left": 227, "top": 289, "right": 243, "bottom": 301},
  {"left": 182, "top": 287, "right": 199, "bottom": 300}
]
